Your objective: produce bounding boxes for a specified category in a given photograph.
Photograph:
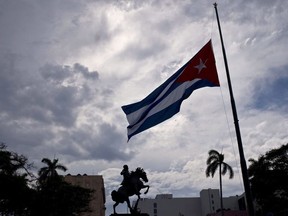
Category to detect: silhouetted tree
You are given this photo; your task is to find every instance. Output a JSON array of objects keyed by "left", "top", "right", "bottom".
[
  {"left": 38, "top": 158, "right": 67, "bottom": 186},
  {"left": 31, "top": 157, "right": 92, "bottom": 216},
  {"left": 0, "top": 143, "right": 34, "bottom": 215},
  {"left": 0, "top": 146, "right": 93, "bottom": 216},
  {"left": 31, "top": 180, "right": 92, "bottom": 216},
  {"left": 205, "top": 149, "right": 234, "bottom": 215},
  {"left": 248, "top": 143, "right": 288, "bottom": 215}
]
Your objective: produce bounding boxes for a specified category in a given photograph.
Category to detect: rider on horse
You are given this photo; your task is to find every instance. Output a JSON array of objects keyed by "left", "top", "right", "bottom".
[
  {"left": 111, "top": 166, "right": 150, "bottom": 214},
  {"left": 120, "top": 165, "right": 130, "bottom": 186},
  {"left": 120, "top": 165, "right": 140, "bottom": 195}
]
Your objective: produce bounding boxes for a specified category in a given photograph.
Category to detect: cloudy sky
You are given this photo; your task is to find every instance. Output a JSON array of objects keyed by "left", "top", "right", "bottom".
[{"left": 1, "top": 0, "right": 288, "bottom": 214}]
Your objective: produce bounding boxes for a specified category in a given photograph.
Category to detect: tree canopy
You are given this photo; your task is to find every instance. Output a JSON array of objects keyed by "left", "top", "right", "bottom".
[
  {"left": 205, "top": 149, "right": 234, "bottom": 214},
  {"left": 248, "top": 143, "right": 288, "bottom": 215},
  {"left": 0, "top": 143, "right": 93, "bottom": 216},
  {"left": 205, "top": 149, "right": 234, "bottom": 179},
  {"left": 38, "top": 157, "right": 67, "bottom": 187},
  {"left": 0, "top": 143, "right": 34, "bottom": 215}
]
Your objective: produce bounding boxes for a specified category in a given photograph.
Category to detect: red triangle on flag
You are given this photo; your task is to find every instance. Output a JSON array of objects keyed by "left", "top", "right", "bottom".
[{"left": 176, "top": 40, "right": 220, "bottom": 86}]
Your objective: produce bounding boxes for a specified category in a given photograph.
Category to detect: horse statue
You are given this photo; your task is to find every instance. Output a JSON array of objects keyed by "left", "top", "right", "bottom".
[{"left": 111, "top": 167, "right": 150, "bottom": 214}]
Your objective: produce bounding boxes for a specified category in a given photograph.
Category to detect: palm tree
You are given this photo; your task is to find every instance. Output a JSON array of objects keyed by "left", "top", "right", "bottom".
[
  {"left": 205, "top": 149, "right": 234, "bottom": 215},
  {"left": 38, "top": 158, "right": 67, "bottom": 186}
]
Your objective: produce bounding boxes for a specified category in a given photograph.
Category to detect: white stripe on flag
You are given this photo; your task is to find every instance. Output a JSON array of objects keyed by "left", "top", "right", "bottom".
[
  {"left": 127, "top": 79, "right": 200, "bottom": 136},
  {"left": 125, "top": 74, "right": 178, "bottom": 125}
]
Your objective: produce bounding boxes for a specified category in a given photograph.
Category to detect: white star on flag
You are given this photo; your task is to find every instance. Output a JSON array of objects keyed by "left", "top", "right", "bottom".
[{"left": 194, "top": 58, "right": 207, "bottom": 74}]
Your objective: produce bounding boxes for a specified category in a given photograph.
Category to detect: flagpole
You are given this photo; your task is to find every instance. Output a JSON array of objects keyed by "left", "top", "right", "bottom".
[{"left": 213, "top": 3, "right": 254, "bottom": 216}]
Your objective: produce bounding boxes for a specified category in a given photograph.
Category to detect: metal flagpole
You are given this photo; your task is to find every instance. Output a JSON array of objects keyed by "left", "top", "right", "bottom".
[{"left": 213, "top": 3, "right": 254, "bottom": 216}]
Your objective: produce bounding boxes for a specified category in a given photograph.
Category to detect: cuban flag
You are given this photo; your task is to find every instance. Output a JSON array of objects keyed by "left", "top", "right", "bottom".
[{"left": 122, "top": 40, "right": 220, "bottom": 141}]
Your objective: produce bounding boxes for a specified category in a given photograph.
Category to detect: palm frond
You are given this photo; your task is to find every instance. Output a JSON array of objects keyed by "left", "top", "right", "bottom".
[{"left": 206, "top": 155, "right": 219, "bottom": 165}]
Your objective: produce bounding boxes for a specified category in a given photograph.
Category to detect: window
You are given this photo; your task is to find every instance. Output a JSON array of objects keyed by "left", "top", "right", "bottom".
[{"left": 153, "top": 202, "right": 157, "bottom": 216}]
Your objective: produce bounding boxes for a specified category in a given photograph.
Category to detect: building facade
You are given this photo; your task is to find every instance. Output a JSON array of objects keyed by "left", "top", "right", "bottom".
[
  {"left": 134, "top": 189, "right": 247, "bottom": 216},
  {"left": 64, "top": 174, "right": 106, "bottom": 216}
]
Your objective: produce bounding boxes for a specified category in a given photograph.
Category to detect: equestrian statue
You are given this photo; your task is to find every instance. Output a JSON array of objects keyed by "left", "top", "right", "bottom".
[{"left": 111, "top": 165, "right": 150, "bottom": 214}]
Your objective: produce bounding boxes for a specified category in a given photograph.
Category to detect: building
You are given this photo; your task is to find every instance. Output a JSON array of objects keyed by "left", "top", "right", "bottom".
[
  {"left": 134, "top": 189, "right": 247, "bottom": 216},
  {"left": 64, "top": 174, "right": 106, "bottom": 216}
]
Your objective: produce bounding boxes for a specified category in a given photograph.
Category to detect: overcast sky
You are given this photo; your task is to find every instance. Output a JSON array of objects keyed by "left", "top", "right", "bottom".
[{"left": 1, "top": 0, "right": 288, "bottom": 215}]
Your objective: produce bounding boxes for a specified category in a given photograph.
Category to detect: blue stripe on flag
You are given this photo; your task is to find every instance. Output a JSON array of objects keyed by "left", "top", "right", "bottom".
[{"left": 123, "top": 79, "right": 217, "bottom": 140}]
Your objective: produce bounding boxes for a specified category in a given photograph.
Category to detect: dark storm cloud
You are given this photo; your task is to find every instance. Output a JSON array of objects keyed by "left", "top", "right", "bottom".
[
  {"left": 73, "top": 63, "right": 99, "bottom": 80},
  {"left": 0, "top": 51, "right": 129, "bottom": 161},
  {"left": 43, "top": 122, "right": 134, "bottom": 162},
  {"left": 75, "top": 123, "right": 133, "bottom": 161},
  {"left": 0, "top": 55, "right": 98, "bottom": 127},
  {"left": 40, "top": 63, "right": 99, "bottom": 83}
]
